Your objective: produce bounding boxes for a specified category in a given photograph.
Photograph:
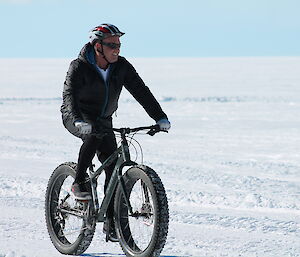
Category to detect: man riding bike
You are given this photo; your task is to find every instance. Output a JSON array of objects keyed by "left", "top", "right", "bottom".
[{"left": 60, "top": 23, "right": 171, "bottom": 241}]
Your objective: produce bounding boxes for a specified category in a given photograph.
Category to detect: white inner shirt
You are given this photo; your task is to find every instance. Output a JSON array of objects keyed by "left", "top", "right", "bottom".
[{"left": 96, "top": 65, "right": 110, "bottom": 82}]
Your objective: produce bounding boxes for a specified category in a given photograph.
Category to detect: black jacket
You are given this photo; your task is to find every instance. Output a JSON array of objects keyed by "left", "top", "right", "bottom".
[{"left": 61, "top": 43, "right": 167, "bottom": 126}]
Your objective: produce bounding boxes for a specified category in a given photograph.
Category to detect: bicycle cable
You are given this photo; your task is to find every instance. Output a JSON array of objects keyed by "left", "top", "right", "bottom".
[
  {"left": 126, "top": 132, "right": 142, "bottom": 163},
  {"left": 114, "top": 132, "right": 143, "bottom": 164}
]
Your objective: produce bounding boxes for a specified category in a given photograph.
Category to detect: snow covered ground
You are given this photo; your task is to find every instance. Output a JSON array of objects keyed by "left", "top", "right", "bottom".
[{"left": 0, "top": 57, "right": 300, "bottom": 257}]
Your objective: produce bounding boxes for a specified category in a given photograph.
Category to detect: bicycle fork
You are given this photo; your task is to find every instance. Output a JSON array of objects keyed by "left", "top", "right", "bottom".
[{"left": 90, "top": 162, "right": 136, "bottom": 222}]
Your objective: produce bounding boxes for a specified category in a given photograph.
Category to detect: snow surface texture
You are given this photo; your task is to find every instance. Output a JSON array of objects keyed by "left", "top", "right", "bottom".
[{"left": 0, "top": 57, "right": 300, "bottom": 257}]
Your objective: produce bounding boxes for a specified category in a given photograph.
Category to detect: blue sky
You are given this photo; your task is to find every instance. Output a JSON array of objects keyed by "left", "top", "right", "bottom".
[{"left": 0, "top": 0, "right": 299, "bottom": 58}]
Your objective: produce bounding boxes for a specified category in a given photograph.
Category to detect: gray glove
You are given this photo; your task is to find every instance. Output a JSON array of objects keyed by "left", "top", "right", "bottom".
[
  {"left": 74, "top": 121, "right": 92, "bottom": 134},
  {"left": 156, "top": 118, "right": 171, "bottom": 131}
]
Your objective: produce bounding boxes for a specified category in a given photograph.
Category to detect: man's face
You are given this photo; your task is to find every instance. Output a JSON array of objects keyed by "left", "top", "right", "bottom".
[{"left": 100, "top": 36, "right": 121, "bottom": 63}]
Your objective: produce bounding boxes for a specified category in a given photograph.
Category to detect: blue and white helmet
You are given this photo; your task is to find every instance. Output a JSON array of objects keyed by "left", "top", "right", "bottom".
[{"left": 89, "top": 23, "right": 125, "bottom": 44}]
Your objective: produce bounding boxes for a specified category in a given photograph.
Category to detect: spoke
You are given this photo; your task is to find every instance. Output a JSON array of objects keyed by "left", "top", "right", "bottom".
[
  {"left": 128, "top": 233, "right": 133, "bottom": 242},
  {"left": 62, "top": 193, "right": 70, "bottom": 202},
  {"left": 124, "top": 221, "right": 130, "bottom": 230}
]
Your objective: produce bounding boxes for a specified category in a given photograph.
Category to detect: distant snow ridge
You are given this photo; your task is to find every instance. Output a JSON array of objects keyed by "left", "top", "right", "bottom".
[
  {"left": 0, "top": 95, "right": 298, "bottom": 105},
  {"left": 132, "top": 95, "right": 299, "bottom": 103},
  {"left": 158, "top": 95, "right": 299, "bottom": 103},
  {"left": 0, "top": 97, "right": 61, "bottom": 104},
  {"left": 222, "top": 160, "right": 300, "bottom": 177}
]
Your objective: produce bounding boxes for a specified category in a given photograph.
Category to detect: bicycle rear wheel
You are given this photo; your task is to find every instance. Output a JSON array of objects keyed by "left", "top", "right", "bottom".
[
  {"left": 45, "top": 162, "right": 95, "bottom": 255},
  {"left": 114, "top": 165, "right": 169, "bottom": 257}
]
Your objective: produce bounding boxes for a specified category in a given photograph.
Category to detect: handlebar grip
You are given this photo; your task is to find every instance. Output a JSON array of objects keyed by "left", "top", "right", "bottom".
[{"left": 147, "top": 125, "right": 163, "bottom": 136}]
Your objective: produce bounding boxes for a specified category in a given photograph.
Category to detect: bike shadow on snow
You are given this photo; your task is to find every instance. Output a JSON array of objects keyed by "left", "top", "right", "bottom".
[{"left": 81, "top": 253, "right": 188, "bottom": 257}]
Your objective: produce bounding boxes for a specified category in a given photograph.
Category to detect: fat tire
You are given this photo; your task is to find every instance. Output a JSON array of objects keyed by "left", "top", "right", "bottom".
[
  {"left": 114, "top": 165, "right": 169, "bottom": 257},
  {"left": 45, "top": 162, "right": 95, "bottom": 255}
]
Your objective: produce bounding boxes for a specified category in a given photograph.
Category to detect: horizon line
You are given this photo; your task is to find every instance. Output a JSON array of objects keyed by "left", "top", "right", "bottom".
[{"left": 0, "top": 55, "right": 300, "bottom": 59}]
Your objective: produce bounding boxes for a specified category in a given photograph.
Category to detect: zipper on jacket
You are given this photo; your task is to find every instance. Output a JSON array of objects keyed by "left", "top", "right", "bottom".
[
  {"left": 101, "top": 77, "right": 109, "bottom": 117},
  {"left": 94, "top": 65, "right": 110, "bottom": 118}
]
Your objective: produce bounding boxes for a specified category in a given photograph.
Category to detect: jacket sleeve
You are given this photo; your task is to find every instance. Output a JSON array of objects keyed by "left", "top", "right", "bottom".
[
  {"left": 61, "top": 60, "right": 83, "bottom": 124},
  {"left": 123, "top": 60, "right": 168, "bottom": 122}
]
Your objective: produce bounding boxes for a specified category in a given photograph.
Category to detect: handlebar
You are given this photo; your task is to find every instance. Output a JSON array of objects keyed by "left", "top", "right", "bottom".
[
  {"left": 92, "top": 125, "right": 166, "bottom": 137},
  {"left": 113, "top": 125, "right": 161, "bottom": 136}
]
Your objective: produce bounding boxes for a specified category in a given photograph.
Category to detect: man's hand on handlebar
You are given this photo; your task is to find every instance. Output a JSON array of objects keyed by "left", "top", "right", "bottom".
[{"left": 156, "top": 118, "right": 171, "bottom": 131}]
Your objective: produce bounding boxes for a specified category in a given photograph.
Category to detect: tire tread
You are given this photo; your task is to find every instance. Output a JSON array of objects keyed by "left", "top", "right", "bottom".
[{"left": 45, "top": 162, "right": 95, "bottom": 255}]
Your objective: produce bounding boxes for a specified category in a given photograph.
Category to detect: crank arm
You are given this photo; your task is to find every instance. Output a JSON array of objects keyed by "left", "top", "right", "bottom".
[{"left": 58, "top": 207, "right": 85, "bottom": 218}]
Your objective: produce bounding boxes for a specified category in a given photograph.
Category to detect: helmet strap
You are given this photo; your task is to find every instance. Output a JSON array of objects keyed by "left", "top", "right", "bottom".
[{"left": 96, "top": 41, "right": 111, "bottom": 67}]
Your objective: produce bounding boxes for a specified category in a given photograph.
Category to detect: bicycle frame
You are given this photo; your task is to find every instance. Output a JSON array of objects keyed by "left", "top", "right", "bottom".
[
  {"left": 46, "top": 124, "right": 168, "bottom": 256},
  {"left": 87, "top": 129, "right": 137, "bottom": 222}
]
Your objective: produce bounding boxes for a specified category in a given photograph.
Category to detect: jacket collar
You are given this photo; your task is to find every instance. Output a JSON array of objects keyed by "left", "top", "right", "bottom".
[
  {"left": 78, "top": 43, "right": 118, "bottom": 74},
  {"left": 78, "top": 43, "right": 92, "bottom": 64}
]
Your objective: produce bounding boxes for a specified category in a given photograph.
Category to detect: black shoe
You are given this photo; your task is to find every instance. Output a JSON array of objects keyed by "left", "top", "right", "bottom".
[
  {"left": 103, "top": 218, "right": 118, "bottom": 242},
  {"left": 71, "top": 182, "right": 92, "bottom": 201}
]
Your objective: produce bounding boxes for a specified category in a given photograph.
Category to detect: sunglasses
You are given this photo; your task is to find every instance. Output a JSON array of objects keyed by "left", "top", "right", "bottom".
[{"left": 101, "top": 41, "right": 121, "bottom": 49}]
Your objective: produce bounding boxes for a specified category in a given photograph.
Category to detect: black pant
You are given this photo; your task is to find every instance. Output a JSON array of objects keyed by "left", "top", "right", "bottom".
[
  {"left": 75, "top": 133, "right": 117, "bottom": 187},
  {"left": 63, "top": 116, "right": 117, "bottom": 218}
]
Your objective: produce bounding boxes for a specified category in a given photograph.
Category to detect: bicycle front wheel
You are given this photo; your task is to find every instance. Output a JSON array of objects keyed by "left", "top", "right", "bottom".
[{"left": 114, "top": 165, "right": 169, "bottom": 257}]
